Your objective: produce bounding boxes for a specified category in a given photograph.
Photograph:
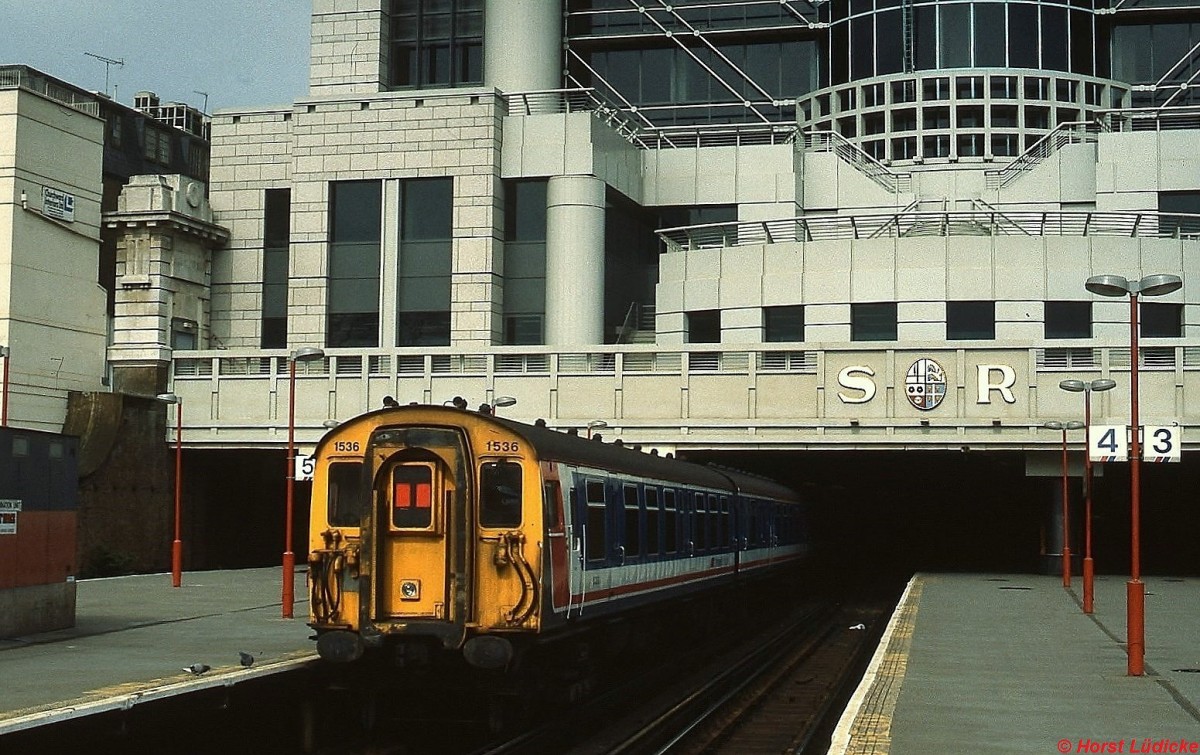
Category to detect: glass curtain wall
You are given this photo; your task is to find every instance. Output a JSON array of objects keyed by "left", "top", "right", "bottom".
[
  {"left": 398, "top": 178, "right": 454, "bottom": 346},
  {"left": 503, "top": 180, "right": 548, "bottom": 345},
  {"left": 328, "top": 181, "right": 382, "bottom": 348},
  {"left": 387, "top": 0, "right": 484, "bottom": 88},
  {"left": 261, "top": 188, "right": 290, "bottom": 349}
]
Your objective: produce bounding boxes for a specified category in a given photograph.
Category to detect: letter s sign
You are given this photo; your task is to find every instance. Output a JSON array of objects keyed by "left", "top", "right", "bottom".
[{"left": 838, "top": 366, "right": 877, "bottom": 404}]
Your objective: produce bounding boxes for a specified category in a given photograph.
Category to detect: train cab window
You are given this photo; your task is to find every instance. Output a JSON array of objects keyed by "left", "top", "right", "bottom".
[
  {"left": 585, "top": 480, "right": 607, "bottom": 561},
  {"left": 392, "top": 465, "right": 433, "bottom": 528},
  {"left": 328, "top": 462, "right": 364, "bottom": 527},
  {"left": 623, "top": 484, "right": 641, "bottom": 557},
  {"left": 645, "top": 488, "right": 660, "bottom": 556},
  {"left": 480, "top": 461, "right": 523, "bottom": 528},
  {"left": 664, "top": 489, "right": 678, "bottom": 553}
]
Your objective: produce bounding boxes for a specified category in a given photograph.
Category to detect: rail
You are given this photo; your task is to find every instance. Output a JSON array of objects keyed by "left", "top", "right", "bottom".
[
  {"left": 0, "top": 65, "right": 101, "bottom": 117},
  {"left": 803, "top": 130, "right": 913, "bottom": 194},
  {"left": 657, "top": 209, "right": 1200, "bottom": 251},
  {"left": 984, "top": 120, "right": 1104, "bottom": 190},
  {"left": 501, "top": 88, "right": 799, "bottom": 150}
]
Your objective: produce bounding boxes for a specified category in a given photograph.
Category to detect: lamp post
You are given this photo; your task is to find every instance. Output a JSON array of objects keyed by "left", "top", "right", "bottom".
[
  {"left": 1044, "top": 420, "right": 1085, "bottom": 587},
  {"left": 156, "top": 393, "right": 183, "bottom": 588},
  {"left": 1060, "top": 378, "right": 1117, "bottom": 614},
  {"left": 0, "top": 345, "right": 10, "bottom": 427},
  {"left": 587, "top": 420, "right": 608, "bottom": 439},
  {"left": 283, "top": 347, "right": 325, "bottom": 619},
  {"left": 1085, "top": 272, "right": 1183, "bottom": 676}
]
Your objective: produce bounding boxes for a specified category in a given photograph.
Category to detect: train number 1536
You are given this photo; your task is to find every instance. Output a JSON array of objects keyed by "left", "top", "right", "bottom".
[
  {"left": 485, "top": 440, "right": 520, "bottom": 453},
  {"left": 334, "top": 440, "right": 360, "bottom": 452}
]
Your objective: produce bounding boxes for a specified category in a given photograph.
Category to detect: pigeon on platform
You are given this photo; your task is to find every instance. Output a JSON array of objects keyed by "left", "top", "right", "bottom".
[
  {"left": 182, "top": 663, "right": 211, "bottom": 675},
  {"left": 238, "top": 652, "right": 256, "bottom": 668}
]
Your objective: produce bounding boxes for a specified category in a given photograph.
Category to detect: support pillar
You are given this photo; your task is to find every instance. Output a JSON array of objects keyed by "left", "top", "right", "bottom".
[
  {"left": 545, "top": 175, "right": 605, "bottom": 346},
  {"left": 484, "top": 0, "right": 561, "bottom": 94}
]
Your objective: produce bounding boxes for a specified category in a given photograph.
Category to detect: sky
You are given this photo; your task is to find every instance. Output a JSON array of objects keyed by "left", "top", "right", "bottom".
[{"left": 0, "top": 0, "right": 311, "bottom": 113}]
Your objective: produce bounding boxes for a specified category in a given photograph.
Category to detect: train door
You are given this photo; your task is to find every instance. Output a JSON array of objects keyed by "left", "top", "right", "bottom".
[
  {"left": 372, "top": 443, "right": 469, "bottom": 636},
  {"left": 573, "top": 477, "right": 610, "bottom": 610},
  {"left": 542, "top": 463, "right": 570, "bottom": 612}
]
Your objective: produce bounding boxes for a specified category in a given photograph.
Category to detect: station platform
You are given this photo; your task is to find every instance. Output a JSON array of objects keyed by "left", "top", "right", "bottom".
[
  {"left": 831, "top": 573, "right": 1200, "bottom": 754},
  {"left": 0, "top": 568, "right": 315, "bottom": 736}
]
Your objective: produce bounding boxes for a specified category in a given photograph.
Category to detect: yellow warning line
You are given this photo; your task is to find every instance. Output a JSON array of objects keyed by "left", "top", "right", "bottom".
[{"left": 828, "top": 574, "right": 926, "bottom": 755}]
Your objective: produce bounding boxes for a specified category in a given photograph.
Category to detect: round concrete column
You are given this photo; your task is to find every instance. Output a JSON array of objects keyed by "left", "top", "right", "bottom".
[
  {"left": 545, "top": 175, "right": 605, "bottom": 346},
  {"left": 484, "top": 0, "right": 561, "bottom": 93}
]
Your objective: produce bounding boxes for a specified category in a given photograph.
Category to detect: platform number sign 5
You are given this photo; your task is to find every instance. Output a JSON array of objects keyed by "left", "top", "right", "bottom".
[
  {"left": 1143, "top": 425, "right": 1181, "bottom": 463},
  {"left": 295, "top": 453, "right": 316, "bottom": 481},
  {"left": 1089, "top": 425, "right": 1128, "bottom": 463}
]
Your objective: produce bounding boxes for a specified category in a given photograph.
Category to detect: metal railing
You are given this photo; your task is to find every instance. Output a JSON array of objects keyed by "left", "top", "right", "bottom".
[
  {"left": 984, "top": 120, "right": 1104, "bottom": 190},
  {"left": 802, "top": 130, "right": 913, "bottom": 194},
  {"left": 657, "top": 210, "right": 1200, "bottom": 252},
  {"left": 0, "top": 65, "right": 101, "bottom": 117}
]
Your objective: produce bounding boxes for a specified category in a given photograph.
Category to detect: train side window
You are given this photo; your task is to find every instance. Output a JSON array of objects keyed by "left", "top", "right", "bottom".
[
  {"left": 708, "top": 495, "right": 719, "bottom": 550},
  {"left": 585, "top": 480, "right": 607, "bottom": 562},
  {"left": 328, "top": 462, "right": 363, "bottom": 527},
  {"left": 695, "top": 493, "right": 708, "bottom": 551},
  {"left": 392, "top": 465, "right": 433, "bottom": 528},
  {"left": 623, "top": 484, "right": 641, "bottom": 558},
  {"left": 664, "top": 489, "right": 677, "bottom": 553},
  {"left": 718, "top": 496, "right": 728, "bottom": 550},
  {"left": 480, "top": 461, "right": 523, "bottom": 528},
  {"left": 543, "top": 480, "right": 562, "bottom": 530},
  {"left": 645, "top": 487, "right": 660, "bottom": 557}
]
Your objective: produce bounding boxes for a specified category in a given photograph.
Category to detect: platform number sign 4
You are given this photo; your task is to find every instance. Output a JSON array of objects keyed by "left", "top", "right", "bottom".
[
  {"left": 1143, "top": 425, "right": 1181, "bottom": 463},
  {"left": 1089, "top": 425, "right": 1128, "bottom": 463}
]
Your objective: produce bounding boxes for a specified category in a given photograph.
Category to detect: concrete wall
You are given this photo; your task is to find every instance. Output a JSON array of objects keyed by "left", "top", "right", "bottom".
[{"left": 1, "top": 88, "right": 108, "bottom": 433}]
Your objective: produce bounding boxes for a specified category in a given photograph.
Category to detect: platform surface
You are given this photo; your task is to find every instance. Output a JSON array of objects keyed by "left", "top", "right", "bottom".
[
  {"left": 832, "top": 573, "right": 1200, "bottom": 754},
  {"left": 0, "top": 568, "right": 315, "bottom": 734}
]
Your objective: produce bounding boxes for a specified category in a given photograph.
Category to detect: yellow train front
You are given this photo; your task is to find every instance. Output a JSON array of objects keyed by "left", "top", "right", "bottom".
[
  {"left": 308, "top": 405, "right": 544, "bottom": 669},
  {"left": 307, "top": 404, "right": 807, "bottom": 674}
]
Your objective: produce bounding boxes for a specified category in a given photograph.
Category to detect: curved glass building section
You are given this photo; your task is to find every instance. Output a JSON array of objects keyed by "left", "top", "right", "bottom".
[{"left": 563, "top": 0, "right": 1200, "bottom": 139}]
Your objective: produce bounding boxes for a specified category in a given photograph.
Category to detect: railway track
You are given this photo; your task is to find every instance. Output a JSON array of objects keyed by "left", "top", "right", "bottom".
[{"left": 473, "top": 585, "right": 898, "bottom": 755}]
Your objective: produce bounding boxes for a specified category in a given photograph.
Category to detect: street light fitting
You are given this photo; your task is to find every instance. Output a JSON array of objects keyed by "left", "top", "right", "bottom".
[
  {"left": 156, "top": 392, "right": 180, "bottom": 404},
  {"left": 1043, "top": 420, "right": 1084, "bottom": 431},
  {"left": 1086, "top": 273, "right": 1182, "bottom": 297},
  {"left": 1091, "top": 378, "right": 1117, "bottom": 392},
  {"left": 493, "top": 396, "right": 517, "bottom": 408},
  {"left": 290, "top": 346, "right": 326, "bottom": 362},
  {"left": 1059, "top": 378, "right": 1117, "bottom": 394}
]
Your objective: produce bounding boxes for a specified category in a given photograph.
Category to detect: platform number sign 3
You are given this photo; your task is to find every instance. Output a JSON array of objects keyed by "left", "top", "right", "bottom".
[
  {"left": 1089, "top": 425, "right": 1128, "bottom": 463},
  {"left": 1143, "top": 425, "right": 1181, "bottom": 463}
]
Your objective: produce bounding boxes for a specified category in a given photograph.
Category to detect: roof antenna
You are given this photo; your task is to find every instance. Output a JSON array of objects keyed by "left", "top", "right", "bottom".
[
  {"left": 84, "top": 51, "right": 124, "bottom": 97},
  {"left": 193, "top": 90, "right": 209, "bottom": 114}
]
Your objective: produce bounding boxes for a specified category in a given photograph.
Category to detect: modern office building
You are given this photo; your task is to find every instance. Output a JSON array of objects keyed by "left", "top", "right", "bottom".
[{"left": 128, "top": 1, "right": 1200, "bottom": 570}]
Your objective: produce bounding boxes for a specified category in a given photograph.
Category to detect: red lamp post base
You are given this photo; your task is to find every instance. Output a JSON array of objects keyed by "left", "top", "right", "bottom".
[
  {"left": 1062, "top": 546, "right": 1072, "bottom": 588},
  {"left": 282, "top": 550, "right": 296, "bottom": 619},
  {"left": 1127, "top": 579, "right": 1145, "bottom": 676},
  {"left": 1082, "top": 557, "right": 1094, "bottom": 614},
  {"left": 171, "top": 539, "right": 183, "bottom": 588}
]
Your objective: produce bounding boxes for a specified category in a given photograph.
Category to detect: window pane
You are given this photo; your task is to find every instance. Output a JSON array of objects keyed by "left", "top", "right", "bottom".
[
  {"left": 947, "top": 301, "right": 996, "bottom": 340},
  {"left": 623, "top": 484, "right": 640, "bottom": 556},
  {"left": 328, "top": 462, "right": 364, "bottom": 527},
  {"left": 764, "top": 305, "right": 805, "bottom": 342},
  {"left": 688, "top": 310, "right": 721, "bottom": 343},
  {"left": 1044, "top": 301, "right": 1092, "bottom": 339},
  {"left": 393, "top": 465, "right": 433, "bottom": 528},
  {"left": 852, "top": 302, "right": 898, "bottom": 341},
  {"left": 480, "top": 461, "right": 522, "bottom": 528},
  {"left": 1141, "top": 302, "right": 1182, "bottom": 338}
]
